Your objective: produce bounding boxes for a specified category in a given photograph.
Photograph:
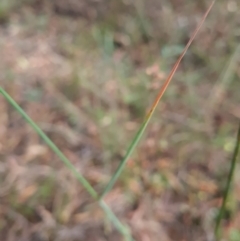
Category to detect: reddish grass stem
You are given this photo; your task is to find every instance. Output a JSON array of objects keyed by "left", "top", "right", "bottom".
[{"left": 100, "top": 0, "right": 215, "bottom": 200}]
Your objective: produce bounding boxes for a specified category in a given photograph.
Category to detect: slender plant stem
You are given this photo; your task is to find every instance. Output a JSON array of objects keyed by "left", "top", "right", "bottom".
[
  {"left": 100, "top": 200, "right": 134, "bottom": 241},
  {"left": 100, "top": 117, "right": 151, "bottom": 199},
  {"left": 0, "top": 87, "right": 133, "bottom": 241},
  {"left": 0, "top": 87, "right": 98, "bottom": 199},
  {"left": 215, "top": 122, "right": 240, "bottom": 239},
  {"left": 100, "top": 0, "right": 215, "bottom": 200}
]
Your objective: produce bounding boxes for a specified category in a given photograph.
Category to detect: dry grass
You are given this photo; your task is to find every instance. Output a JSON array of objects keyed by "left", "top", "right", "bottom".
[{"left": 0, "top": 1, "right": 240, "bottom": 241}]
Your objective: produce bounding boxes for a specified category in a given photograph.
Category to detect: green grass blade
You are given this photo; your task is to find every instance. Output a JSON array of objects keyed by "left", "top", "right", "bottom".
[
  {"left": 100, "top": 117, "right": 151, "bottom": 199},
  {"left": 0, "top": 87, "right": 98, "bottom": 199},
  {"left": 0, "top": 86, "right": 134, "bottom": 240},
  {"left": 215, "top": 122, "right": 240, "bottom": 239},
  {"left": 100, "top": 1, "right": 215, "bottom": 199},
  {"left": 99, "top": 200, "right": 134, "bottom": 241}
]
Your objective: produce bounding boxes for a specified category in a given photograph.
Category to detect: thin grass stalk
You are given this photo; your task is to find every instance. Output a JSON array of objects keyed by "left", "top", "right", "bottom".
[
  {"left": 100, "top": 0, "right": 215, "bottom": 199},
  {"left": 0, "top": 87, "right": 98, "bottom": 199},
  {"left": 0, "top": 87, "right": 133, "bottom": 241},
  {"left": 100, "top": 200, "right": 133, "bottom": 241},
  {"left": 214, "top": 122, "right": 240, "bottom": 239}
]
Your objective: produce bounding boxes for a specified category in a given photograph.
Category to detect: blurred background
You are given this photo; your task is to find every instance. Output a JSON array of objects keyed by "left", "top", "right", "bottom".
[{"left": 0, "top": 0, "right": 240, "bottom": 240}]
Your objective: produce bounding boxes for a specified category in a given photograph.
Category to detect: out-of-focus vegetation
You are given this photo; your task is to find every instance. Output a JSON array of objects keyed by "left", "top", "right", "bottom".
[{"left": 0, "top": 1, "right": 240, "bottom": 241}]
